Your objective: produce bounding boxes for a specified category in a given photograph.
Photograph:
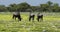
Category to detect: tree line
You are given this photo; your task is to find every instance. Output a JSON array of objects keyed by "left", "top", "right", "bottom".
[{"left": 0, "top": 1, "right": 60, "bottom": 12}]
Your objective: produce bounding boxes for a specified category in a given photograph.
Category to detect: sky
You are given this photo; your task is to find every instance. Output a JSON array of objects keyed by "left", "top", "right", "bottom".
[{"left": 0, "top": 0, "right": 60, "bottom": 6}]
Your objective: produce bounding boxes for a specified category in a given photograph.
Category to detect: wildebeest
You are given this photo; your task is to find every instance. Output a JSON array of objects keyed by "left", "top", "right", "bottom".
[
  {"left": 37, "top": 13, "right": 43, "bottom": 21},
  {"left": 12, "top": 12, "right": 22, "bottom": 21},
  {"left": 29, "top": 12, "right": 35, "bottom": 21}
]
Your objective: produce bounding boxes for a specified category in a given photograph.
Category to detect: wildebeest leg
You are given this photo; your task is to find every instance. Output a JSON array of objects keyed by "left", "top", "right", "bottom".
[
  {"left": 37, "top": 16, "right": 40, "bottom": 22},
  {"left": 18, "top": 15, "right": 21, "bottom": 21},
  {"left": 41, "top": 17, "right": 43, "bottom": 21},
  {"left": 37, "top": 18, "right": 39, "bottom": 21},
  {"left": 12, "top": 15, "right": 14, "bottom": 19},
  {"left": 32, "top": 15, "right": 35, "bottom": 21},
  {"left": 29, "top": 16, "right": 31, "bottom": 21},
  {"left": 18, "top": 17, "right": 21, "bottom": 21},
  {"left": 12, "top": 15, "right": 16, "bottom": 20},
  {"left": 33, "top": 17, "right": 34, "bottom": 21},
  {"left": 38, "top": 18, "right": 39, "bottom": 21}
]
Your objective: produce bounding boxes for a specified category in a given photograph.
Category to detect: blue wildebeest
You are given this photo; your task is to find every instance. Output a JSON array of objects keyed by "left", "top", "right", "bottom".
[
  {"left": 12, "top": 12, "right": 22, "bottom": 21},
  {"left": 29, "top": 12, "right": 35, "bottom": 21},
  {"left": 37, "top": 13, "right": 43, "bottom": 21}
]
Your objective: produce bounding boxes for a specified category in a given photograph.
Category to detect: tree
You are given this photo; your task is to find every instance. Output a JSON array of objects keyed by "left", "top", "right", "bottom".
[
  {"left": 9, "top": 3, "right": 18, "bottom": 12},
  {"left": 17, "top": 2, "right": 30, "bottom": 12},
  {"left": 47, "top": 1, "right": 53, "bottom": 12},
  {"left": 0, "top": 5, "right": 8, "bottom": 12},
  {"left": 40, "top": 4, "right": 49, "bottom": 12},
  {"left": 52, "top": 3, "right": 59, "bottom": 12},
  {"left": 47, "top": 1, "right": 53, "bottom": 6}
]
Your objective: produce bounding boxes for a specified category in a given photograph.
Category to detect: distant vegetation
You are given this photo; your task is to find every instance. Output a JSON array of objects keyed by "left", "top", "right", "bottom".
[{"left": 0, "top": 1, "right": 60, "bottom": 12}]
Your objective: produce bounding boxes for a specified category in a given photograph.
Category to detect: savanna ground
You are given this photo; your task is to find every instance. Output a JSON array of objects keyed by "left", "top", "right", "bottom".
[{"left": 0, "top": 12, "right": 60, "bottom": 32}]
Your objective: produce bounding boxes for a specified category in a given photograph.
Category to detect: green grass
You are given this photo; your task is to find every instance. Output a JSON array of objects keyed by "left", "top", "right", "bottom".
[{"left": 0, "top": 12, "right": 60, "bottom": 32}]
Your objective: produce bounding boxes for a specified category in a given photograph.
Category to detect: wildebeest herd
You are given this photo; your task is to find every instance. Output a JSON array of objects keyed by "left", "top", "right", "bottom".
[{"left": 12, "top": 12, "right": 43, "bottom": 21}]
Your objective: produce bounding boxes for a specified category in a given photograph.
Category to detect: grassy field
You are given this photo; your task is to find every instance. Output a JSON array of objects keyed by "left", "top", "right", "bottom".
[{"left": 0, "top": 12, "right": 60, "bottom": 32}]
